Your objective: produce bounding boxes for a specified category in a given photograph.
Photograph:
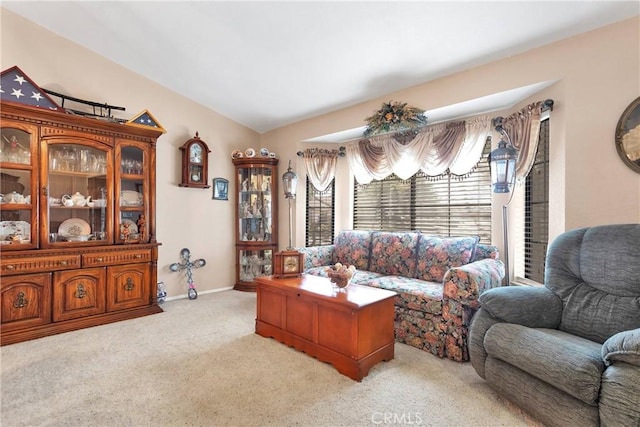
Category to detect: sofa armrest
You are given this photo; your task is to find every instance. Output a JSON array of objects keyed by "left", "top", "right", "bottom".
[
  {"left": 602, "top": 328, "right": 640, "bottom": 367},
  {"left": 442, "top": 258, "right": 505, "bottom": 308},
  {"left": 478, "top": 286, "right": 562, "bottom": 328},
  {"left": 297, "top": 245, "right": 335, "bottom": 271}
]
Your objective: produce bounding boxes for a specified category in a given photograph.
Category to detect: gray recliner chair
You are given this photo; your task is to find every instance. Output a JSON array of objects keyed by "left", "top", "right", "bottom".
[{"left": 469, "top": 224, "right": 640, "bottom": 427}]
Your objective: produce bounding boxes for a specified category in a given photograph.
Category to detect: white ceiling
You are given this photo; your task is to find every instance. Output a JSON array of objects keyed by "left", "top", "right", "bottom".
[{"left": 3, "top": 1, "right": 639, "bottom": 134}]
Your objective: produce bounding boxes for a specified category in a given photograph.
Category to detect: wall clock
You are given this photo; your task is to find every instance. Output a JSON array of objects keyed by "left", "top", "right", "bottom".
[
  {"left": 179, "top": 132, "right": 211, "bottom": 188},
  {"left": 273, "top": 250, "right": 304, "bottom": 278}
]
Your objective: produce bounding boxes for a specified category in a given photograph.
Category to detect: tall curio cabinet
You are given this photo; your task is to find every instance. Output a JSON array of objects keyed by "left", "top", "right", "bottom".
[
  {"left": 233, "top": 157, "right": 278, "bottom": 291},
  {"left": 0, "top": 102, "right": 163, "bottom": 345}
]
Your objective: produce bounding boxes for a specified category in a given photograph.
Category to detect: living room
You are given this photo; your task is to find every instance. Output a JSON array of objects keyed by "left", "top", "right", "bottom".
[
  {"left": 2, "top": 5, "right": 639, "bottom": 299},
  {"left": 1, "top": 2, "right": 639, "bottom": 426}
]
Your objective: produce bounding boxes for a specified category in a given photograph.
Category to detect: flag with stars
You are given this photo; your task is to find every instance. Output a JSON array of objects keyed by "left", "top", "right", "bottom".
[
  {"left": 126, "top": 109, "right": 166, "bottom": 133},
  {"left": 0, "top": 65, "right": 61, "bottom": 110}
]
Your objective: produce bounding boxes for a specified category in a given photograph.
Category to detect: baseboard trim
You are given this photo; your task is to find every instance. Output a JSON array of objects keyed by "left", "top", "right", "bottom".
[{"left": 162, "top": 286, "right": 235, "bottom": 302}]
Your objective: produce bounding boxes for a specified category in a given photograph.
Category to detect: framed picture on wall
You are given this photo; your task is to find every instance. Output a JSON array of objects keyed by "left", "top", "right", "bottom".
[{"left": 213, "top": 178, "right": 229, "bottom": 200}]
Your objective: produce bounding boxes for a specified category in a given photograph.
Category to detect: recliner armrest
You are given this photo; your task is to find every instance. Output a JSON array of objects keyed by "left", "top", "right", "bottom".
[
  {"left": 478, "top": 286, "right": 562, "bottom": 328},
  {"left": 602, "top": 328, "right": 640, "bottom": 367}
]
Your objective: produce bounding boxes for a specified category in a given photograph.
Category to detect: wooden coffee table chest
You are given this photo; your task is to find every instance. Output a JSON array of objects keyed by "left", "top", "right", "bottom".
[{"left": 255, "top": 274, "right": 396, "bottom": 381}]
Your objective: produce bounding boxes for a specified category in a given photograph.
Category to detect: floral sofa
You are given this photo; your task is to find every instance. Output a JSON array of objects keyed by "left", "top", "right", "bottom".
[{"left": 298, "top": 230, "right": 505, "bottom": 362}]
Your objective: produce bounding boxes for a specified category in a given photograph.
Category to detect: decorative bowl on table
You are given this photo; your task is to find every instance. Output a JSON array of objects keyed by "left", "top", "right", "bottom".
[{"left": 325, "top": 263, "right": 356, "bottom": 289}]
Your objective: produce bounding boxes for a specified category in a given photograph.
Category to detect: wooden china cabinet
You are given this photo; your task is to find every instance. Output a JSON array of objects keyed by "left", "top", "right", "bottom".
[
  {"left": 233, "top": 157, "right": 278, "bottom": 291},
  {"left": 0, "top": 102, "right": 163, "bottom": 345}
]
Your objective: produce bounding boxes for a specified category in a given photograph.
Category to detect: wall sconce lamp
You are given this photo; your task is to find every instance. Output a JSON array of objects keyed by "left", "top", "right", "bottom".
[
  {"left": 282, "top": 160, "right": 298, "bottom": 250},
  {"left": 489, "top": 117, "right": 518, "bottom": 286}
]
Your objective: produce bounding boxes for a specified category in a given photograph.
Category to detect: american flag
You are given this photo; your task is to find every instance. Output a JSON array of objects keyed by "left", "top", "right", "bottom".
[
  {"left": 0, "top": 65, "right": 60, "bottom": 110},
  {"left": 127, "top": 109, "right": 166, "bottom": 133},
  {"left": 133, "top": 111, "right": 160, "bottom": 127}
]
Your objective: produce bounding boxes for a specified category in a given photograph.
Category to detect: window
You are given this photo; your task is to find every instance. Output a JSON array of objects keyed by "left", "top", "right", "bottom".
[
  {"left": 353, "top": 139, "right": 492, "bottom": 243},
  {"left": 523, "top": 119, "right": 549, "bottom": 283},
  {"left": 305, "top": 177, "right": 335, "bottom": 246}
]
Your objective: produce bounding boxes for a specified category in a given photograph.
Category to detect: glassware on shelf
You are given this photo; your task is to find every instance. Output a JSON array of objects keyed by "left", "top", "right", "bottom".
[
  {"left": 239, "top": 249, "right": 273, "bottom": 281},
  {"left": 1, "top": 134, "right": 30, "bottom": 165}
]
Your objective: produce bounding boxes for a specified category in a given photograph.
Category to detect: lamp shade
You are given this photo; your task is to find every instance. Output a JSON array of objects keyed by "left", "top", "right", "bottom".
[
  {"left": 282, "top": 160, "right": 298, "bottom": 199},
  {"left": 489, "top": 139, "right": 518, "bottom": 193}
]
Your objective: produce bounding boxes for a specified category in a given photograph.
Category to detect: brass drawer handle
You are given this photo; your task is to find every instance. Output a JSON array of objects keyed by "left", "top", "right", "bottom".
[
  {"left": 74, "top": 283, "right": 87, "bottom": 299},
  {"left": 5, "top": 265, "right": 15, "bottom": 270},
  {"left": 96, "top": 257, "right": 104, "bottom": 262},
  {"left": 13, "top": 292, "right": 28, "bottom": 308},
  {"left": 59, "top": 260, "right": 68, "bottom": 266},
  {"left": 124, "top": 277, "right": 135, "bottom": 291},
  {"left": 134, "top": 254, "right": 142, "bottom": 259}
]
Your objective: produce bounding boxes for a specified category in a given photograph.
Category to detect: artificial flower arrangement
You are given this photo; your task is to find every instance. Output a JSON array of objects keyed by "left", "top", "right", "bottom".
[
  {"left": 325, "top": 263, "right": 357, "bottom": 289},
  {"left": 363, "top": 101, "right": 428, "bottom": 137}
]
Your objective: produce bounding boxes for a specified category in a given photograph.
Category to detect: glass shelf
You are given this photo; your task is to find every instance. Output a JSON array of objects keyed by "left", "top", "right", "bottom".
[
  {"left": 1, "top": 127, "right": 36, "bottom": 248},
  {"left": 238, "top": 249, "right": 273, "bottom": 281},
  {"left": 237, "top": 168, "right": 274, "bottom": 242}
]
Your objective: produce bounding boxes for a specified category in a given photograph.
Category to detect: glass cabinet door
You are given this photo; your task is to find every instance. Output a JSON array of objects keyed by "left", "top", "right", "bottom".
[
  {"left": 0, "top": 124, "right": 38, "bottom": 249},
  {"left": 44, "top": 142, "right": 112, "bottom": 246},
  {"left": 115, "top": 142, "right": 148, "bottom": 244},
  {"left": 238, "top": 248, "right": 273, "bottom": 282},
  {"left": 237, "top": 166, "right": 274, "bottom": 242}
]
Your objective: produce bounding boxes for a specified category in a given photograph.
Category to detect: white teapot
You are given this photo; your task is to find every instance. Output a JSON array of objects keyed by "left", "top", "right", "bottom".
[
  {"left": 6, "top": 191, "right": 26, "bottom": 204},
  {"left": 62, "top": 192, "right": 89, "bottom": 207}
]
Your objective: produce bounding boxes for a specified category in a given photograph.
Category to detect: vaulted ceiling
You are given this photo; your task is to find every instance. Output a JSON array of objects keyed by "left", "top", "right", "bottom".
[{"left": 3, "top": 1, "right": 638, "bottom": 133}]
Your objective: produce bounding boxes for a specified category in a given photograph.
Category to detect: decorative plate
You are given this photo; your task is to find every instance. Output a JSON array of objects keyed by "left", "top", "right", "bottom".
[
  {"left": 58, "top": 218, "right": 91, "bottom": 238},
  {"left": 231, "top": 150, "right": 243, "bottom": 159},
  {"left": 260, "top": 148, "right": 269, "bottom": 157},
  {"left": 244, "top": 148, "right": 256, "bottom": 158},
  {"left": 0, "top": 221, "right": 31, "bottom": 242},
  {"left": 120, "top": 190, "right": 143, "bottom": 206}
]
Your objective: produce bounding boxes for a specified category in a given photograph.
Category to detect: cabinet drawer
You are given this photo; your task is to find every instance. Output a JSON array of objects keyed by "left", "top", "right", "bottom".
[
  {"left": 82, "top": 249, "right": 151, "bottom": 267},
  {"left": 107, "top": 264, "right": 150, "bottom": 311},
  {"left": 1, "top": 273, "right": 52, "bottom": 332},
  {"left": 1, "top": 255, "right": 81, "bottom": 275},
  {"left": 53, "top": 268, "right": 106, "bottom": 322}
]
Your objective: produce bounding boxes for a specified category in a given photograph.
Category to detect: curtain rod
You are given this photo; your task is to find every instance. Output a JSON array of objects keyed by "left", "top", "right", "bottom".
[
  {"left": 299, "top": 99, "right": 555, "bottom": 148},
  {"left": 492, "top": 99, "right": 554, "bottom": 128},
  {"left": 297, "top": 146, "right": 346, "bottom": 157}
]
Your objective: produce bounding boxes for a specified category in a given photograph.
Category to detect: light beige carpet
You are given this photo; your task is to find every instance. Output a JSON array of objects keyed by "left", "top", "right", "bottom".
[{"left": 1, "top": 290, "right": 541, "bottom": 427}]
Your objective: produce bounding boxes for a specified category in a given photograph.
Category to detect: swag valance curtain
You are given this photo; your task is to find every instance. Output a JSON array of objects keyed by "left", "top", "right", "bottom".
[
  {"left": 346, "top": 101, "right": 544, "bottom": 185},
  {"left": 302, "top": 148, "right": 341, "bottom": 192}
]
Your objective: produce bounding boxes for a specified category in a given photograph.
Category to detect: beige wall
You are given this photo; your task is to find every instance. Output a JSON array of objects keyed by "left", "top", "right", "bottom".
[
  {"left": 2, "top": 8, "right": 639, "bottom": 296},
  {"left": 1, "top": 9, "right": 261, "bottom": 297},
  {"left": 262, "top": 16, "right": 640, "bottom": 265}
]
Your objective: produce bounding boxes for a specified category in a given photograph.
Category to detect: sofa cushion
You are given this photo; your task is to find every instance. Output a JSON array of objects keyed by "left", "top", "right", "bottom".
[
  {"left": 484, "top": 324, "right": 604, "bottom": 405},
  {"left": 471, "top": 243, "right": 499, "bottom": 262},
  {"left": 299, "top": 244, "right": 334, "bottom": 270},
  {"left": 304, "top": 266, "right": 330, "bottom": 278},
  {"left": 415, "top": 235, "right": 479, "bottom": 282},
  {"left": 365, "top": 275, "right": 443, "bottom": 315},
  {"left": 350, "top": 270, "right": 386, "bottom": 284},
  {"left": 333, "top": 230, "right": 373, "bottom": 271},
  {"left": 369, "top": 231, "right": 420, "bottom": 277}
]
